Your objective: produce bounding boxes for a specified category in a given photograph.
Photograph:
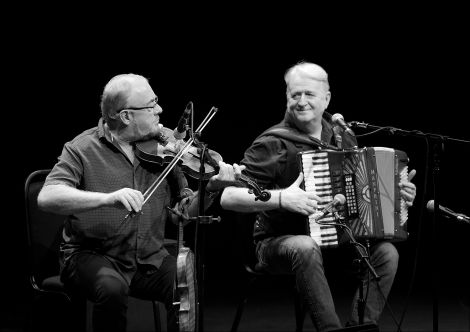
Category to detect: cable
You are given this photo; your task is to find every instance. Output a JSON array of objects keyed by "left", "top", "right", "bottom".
[
  {"left": 355, "top": 127, "right": 392, "bottom": 138},
  {"left": 376, "top": 279, "right": 403, "bottom": 332},
  {"left": 395, "top": 136, "right": 430, "bottom": 331}
]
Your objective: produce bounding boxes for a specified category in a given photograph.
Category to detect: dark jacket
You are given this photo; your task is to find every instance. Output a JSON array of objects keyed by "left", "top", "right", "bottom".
[{"left": 240, "top": 111, "right": 358, "bottom": 241}]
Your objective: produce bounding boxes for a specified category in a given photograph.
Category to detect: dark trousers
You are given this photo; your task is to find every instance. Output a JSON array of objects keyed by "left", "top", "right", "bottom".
[
  {"left": 61, "top": 252, "right": 177, "bottom": 332},
  {"left": 256, "top": 236, "right": 398, "bottom": 332}
]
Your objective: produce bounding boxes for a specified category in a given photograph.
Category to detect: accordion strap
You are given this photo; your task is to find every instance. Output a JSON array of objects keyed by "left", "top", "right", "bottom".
[{"left": 259, "top": 127, "right": 340, "bottom": 151}]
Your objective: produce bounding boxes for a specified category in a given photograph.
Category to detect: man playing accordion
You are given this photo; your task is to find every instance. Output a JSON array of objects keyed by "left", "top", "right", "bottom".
[{"left": 221, "top": 61, "right": 416, "bottom": 332}]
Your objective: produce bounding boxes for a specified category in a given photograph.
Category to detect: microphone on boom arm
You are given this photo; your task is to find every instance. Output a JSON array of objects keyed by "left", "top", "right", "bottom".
[
  {"left": 173, "top": 101, "right": 193, "bottom": 140},
  {"left": 427, "top": 200, "right": 470, "bottom": 225},
  {"left": 332, "top": 113, "right": 355, "bottom": 136},
  {"left": 313, "top": 194, "right": 346, "bottom": 223}
]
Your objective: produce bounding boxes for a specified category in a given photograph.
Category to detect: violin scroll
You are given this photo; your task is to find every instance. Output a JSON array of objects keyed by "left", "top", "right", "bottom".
[
  {"left": 240, "top": 175, "right": 271, "bottom": 202},
  {"left": 254, "top": 190, "right": 271, "bottom": 202}
]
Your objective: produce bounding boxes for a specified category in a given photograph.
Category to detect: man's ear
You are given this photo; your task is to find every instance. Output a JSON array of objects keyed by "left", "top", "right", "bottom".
[
  {"left": 119, "top": 110, "right": 132, "bottom": 125},
  {"left": 324, "top": 91, "right": 332, "bottom": 108}
]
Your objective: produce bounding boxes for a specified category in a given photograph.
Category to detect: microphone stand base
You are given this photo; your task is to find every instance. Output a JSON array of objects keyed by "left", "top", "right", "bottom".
[
  {"left": 189, "top": 216, "right": 221, "bottom": 224},
  {"left": 329, "top": 323, "right": 379, "bottom": 332}
]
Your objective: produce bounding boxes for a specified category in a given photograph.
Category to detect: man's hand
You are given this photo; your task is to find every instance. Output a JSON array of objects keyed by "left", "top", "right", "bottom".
[
  {"left": 206, "top": 161, "right": 246, "bottom": 192},
  {"left": 399, "top": 169, "right": 417, "bottom": 207},
  {"left": 280, "top": 172, "right": 324, "bottom": 216},
  {"left": 106, "top": 188, "right": 144, "bottom": 212}
]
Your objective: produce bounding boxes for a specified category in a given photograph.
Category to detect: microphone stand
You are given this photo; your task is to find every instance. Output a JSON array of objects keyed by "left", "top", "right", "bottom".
[
  {"left": 166, "top": 105, "right": 220, "bottom": 332},
  {"left": 320, "top": 213, "right": 380, "bottom": 326},
  {"left": 191, "top": 130, "right": 221, "bottom": 332},
  {"left": 195, "top": 134, "right": 206, "bottom": 332},
  {"left": 431, "top": 141, "right": 442, "bottom": 332},
  {"left": 349, "top": 121, "right": 470, "bottom": 332}
]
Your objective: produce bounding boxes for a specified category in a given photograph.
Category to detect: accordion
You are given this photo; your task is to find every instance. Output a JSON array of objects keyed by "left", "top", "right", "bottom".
[{"left": 297, "top": 147, "right": 409, "bottom": 248}]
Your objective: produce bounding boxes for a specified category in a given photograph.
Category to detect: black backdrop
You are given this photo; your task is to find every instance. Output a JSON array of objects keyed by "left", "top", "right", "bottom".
[{"left": 3, "top": 9, "right": 470, "bottom": 328}]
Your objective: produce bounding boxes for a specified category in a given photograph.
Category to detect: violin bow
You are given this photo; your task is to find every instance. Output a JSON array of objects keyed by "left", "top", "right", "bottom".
[{"left": 122, "top": 106, "right": 219, "bottom": 223}]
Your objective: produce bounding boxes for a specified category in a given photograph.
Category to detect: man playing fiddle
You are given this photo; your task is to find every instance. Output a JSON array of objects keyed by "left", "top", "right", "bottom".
[{"left": 37, "top": 73, "right": 244, "bottom": 332}]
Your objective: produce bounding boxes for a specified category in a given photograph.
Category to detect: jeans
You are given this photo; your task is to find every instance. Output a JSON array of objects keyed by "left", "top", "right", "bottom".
[
  {"left": 61, "top": 252, "right": 178, "bottom": 332},
  {"left": 256, "top": 235, "right": 398, "bottom": 332}
]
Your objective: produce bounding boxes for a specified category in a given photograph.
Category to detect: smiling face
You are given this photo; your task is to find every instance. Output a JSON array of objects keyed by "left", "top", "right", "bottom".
[{"left": 285, "top": 63, "right": 331, "bottom": 134}]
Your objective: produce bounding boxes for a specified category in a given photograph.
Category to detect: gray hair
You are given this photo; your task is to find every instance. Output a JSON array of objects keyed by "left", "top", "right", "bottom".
[
  {"left": 100, "top": 74, "right": 148, "bottom": 127},
  {"left": 284, "top": 61, "right": 330, "bottom": 93}
]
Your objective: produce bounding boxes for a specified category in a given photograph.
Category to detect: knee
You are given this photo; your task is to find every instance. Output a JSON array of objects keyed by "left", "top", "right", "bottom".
[
  {"left": 373, "top": 242, "right": 399, "bottom": 271},
  {"left": 290, "top": 235, "right": 322, "bottom": 263},
  {"left": 94, "top": 275, "right": 128, "bottom": 305}
]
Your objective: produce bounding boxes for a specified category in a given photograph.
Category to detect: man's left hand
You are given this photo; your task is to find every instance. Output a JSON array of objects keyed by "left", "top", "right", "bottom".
[
  {"left": 399, "top": 169, "right": 417, "bottom": 207},
  {"left": 206, "top": 161, "right": 246, "bottom": 192}
]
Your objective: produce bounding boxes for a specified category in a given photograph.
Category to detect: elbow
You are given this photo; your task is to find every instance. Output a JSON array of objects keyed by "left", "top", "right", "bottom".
[
  {"left": 219, "top": 189, "right": 232, "bottom": 210},
  {"left": 37, "top": 189, "right": 52, "bottom": 212},
  {"left": 37, "top": 186, "right": 61, "bottom": 213}
]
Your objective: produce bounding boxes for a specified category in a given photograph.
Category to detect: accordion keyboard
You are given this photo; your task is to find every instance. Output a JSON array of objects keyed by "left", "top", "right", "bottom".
[{"left": 301, "top": 151, "right": 340, "bottom": 247}]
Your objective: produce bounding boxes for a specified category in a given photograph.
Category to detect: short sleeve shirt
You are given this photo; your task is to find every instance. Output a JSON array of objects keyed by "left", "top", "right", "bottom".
[{"left": 44, "top": 118, "right": 179, "bottom": 284}]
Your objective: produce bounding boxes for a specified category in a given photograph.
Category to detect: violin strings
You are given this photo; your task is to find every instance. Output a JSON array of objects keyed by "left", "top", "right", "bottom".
[{"left": 141, "top": 137, "right": 195, "bottom": 205}]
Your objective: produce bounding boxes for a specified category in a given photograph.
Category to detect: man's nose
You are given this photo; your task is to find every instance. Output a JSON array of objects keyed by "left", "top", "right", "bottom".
[
  {"left": 298, "top": 93, "right": 308, "bottom": 105},
  {"left": 154, "top": 105, "right": 163, "bottom": 115}
]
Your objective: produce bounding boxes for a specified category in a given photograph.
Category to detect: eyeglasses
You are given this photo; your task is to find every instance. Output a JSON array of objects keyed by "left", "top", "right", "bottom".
[{"left": 117, "top": 99, "right": 159, "bottom": 113}]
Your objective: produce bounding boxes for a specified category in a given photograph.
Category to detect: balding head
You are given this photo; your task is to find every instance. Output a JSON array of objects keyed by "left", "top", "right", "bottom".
[
  {"left": 284, "top": 62, "right": 330, "bottom": 94},
  {"left": 100, "top": 74, "right": 149, "bottom": 127}
]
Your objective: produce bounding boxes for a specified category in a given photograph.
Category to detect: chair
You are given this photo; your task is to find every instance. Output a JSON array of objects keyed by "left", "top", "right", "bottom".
[
  {"left": 230, "top": 213, "right": 306, "bottom": 332},
  {"left": 24, "top": 169, "right": 163, "bottom": 332}
]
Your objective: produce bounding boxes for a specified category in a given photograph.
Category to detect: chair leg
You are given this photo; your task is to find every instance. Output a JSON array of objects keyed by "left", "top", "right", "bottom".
[
  {"left": 230, "top": 275, "right": 257, "bottom": 332},
  {"left": 293, "top": 287, "right": 305, "bottom": 332},
  {"left": 69, "top": 294, "right": 87, "bottom": 332},
  {"left": 151, "top": 301, "right": 162, "bottom": 332}
]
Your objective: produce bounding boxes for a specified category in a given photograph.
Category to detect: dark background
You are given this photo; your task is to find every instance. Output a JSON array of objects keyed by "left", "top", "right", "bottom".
[{"left": 3, "top": 7, "right": 470, "bottom": 330}]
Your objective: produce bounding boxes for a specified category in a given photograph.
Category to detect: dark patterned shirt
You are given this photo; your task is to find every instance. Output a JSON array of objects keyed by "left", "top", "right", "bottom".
[{"left": 44, "top": 118, "right": 182, "bottom": 284}]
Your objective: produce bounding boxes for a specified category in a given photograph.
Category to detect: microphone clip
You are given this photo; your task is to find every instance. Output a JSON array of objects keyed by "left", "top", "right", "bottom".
[{"left": 348, "top": 121, "right": 369, "bottom": 129}]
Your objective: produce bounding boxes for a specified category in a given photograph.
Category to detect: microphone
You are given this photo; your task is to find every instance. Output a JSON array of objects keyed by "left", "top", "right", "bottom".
[
  {"left": 314, "top": 194, "right": 346, "bottom": 222},
  {"left": 173, "top": 101, "right": 193, "bottom": 140},
  {"left": 331, "top": 113, "right": 355, "bottom": 136},
  {"left": 427, "top": 200, "right": 470, "bottom": 225}
]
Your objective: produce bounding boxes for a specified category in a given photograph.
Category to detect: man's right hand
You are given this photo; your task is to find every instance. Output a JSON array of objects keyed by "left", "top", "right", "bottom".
[
  {"left": 280, "top": 172, "right": 323, "bottom": 216},
  {"left": 107, "top": 188, "right": 145, "bottom": 212}
]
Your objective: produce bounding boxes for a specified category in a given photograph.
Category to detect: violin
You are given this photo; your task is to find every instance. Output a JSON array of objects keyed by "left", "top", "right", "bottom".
[
  {"left": 135, "top": 126, "right": 220, "bottom": 181},
  {"left": 135, "top": 126, "right": 271, "bottom": 201}
]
